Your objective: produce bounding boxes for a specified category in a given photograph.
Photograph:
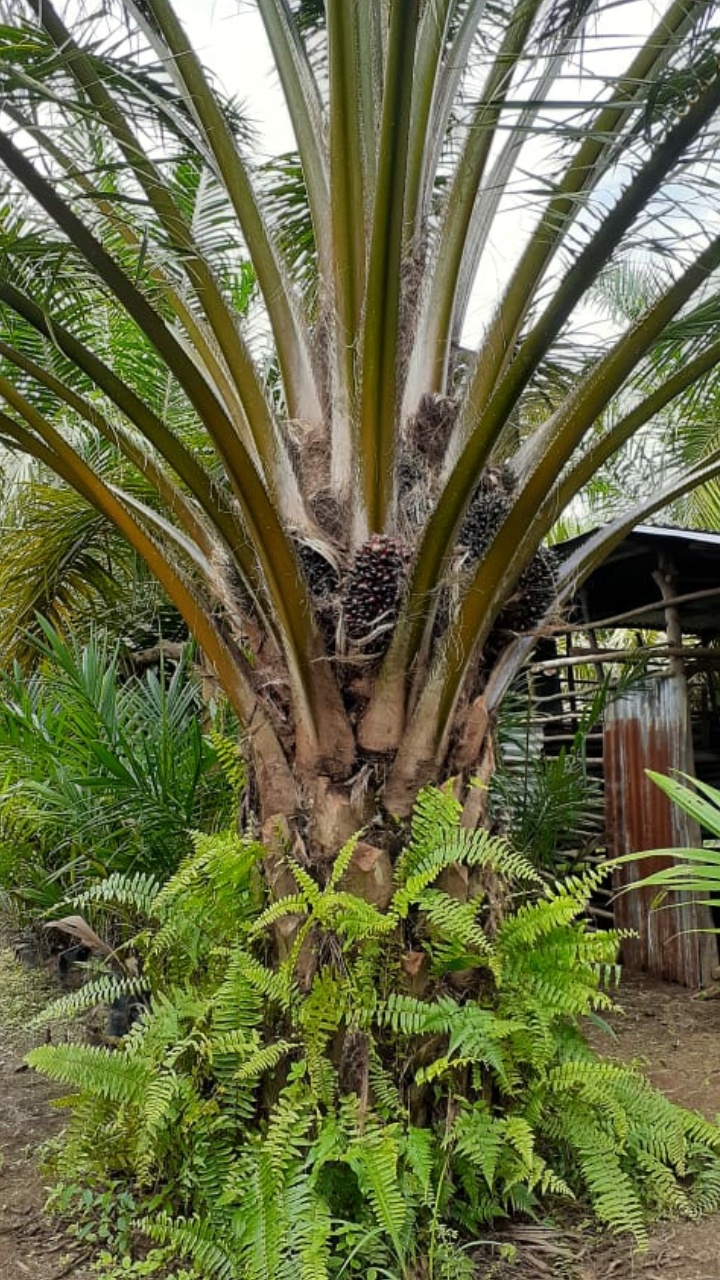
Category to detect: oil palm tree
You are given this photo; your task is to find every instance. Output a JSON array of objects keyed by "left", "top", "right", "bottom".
[{"left": 1, "top": 0, "right": 720, "bottom": 855}]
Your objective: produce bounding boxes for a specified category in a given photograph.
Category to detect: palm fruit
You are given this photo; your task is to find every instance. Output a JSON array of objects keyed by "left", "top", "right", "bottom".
[
  {"left": 296, "top": 541, "right": 339, "bottom": 600},
  {"left": 501, "top": 546, "right": 559, "bottom": 633},
  {"left": 459, "top": 475, "right": 511, "bottom": 560},
  {"left": 342, "top": 535, "right": 410, "bottom": 641}
]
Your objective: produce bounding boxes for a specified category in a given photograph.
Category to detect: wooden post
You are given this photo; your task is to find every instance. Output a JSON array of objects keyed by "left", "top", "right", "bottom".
[{"left": 652, "top": 555, "right": 684, "bottom": 678}]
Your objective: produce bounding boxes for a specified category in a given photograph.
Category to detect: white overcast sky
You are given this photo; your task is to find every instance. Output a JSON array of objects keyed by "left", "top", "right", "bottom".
[
  {"left": 173, "top": 1, "right": 294, "bottom": 157},
  {"left": 171, "top": 0, "right": 663, "bottom": 157}
]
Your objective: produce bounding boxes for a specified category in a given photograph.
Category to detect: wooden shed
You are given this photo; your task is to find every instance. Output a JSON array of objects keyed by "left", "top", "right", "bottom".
[{"left": 541, "top": 525, "right": 720, "bottom": 988}]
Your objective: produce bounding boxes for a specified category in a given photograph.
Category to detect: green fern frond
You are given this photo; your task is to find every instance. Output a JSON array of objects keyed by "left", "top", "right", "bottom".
[
  {"left": 348, "top": 1127, "right": 408, "bottom": 1263},
  {"left": 210, "top": 950, "right": 265, "bottom": 1038},
  {"left": 135, "top": 1072, "right": 189, "bottom": 1179},
  {"left": 575, "top": 1138, "right": 648, "bottom": 1244},
  {"left": 403, "top": 1126, "right": 435, "bottom": 1206},
  {"left": 186, "top": 1124, "right": 238, "bottom": 1215},
  {"left": 686, "top": 1150, "right": 720, "bottom": 1214},
  {"left": 319, "top": 891, "right": 397, "bottom": 940},
  {"left": 495, "top": 890, "right": 586, "bottom": 956},
  {"left": 502, "top": 1116, "right": 536, "bottom": 1168},
  {"left": 284, "top": 1171, "right": 332, "bottom": 1280},
  {"left": 206, "top": 730, "right": 246, "bottom": 800},
  {"left": 264, "top": 1088, "right": 318, "bottom": 1173},
  {"left": 414, "top": 1055, "right": 454, "bottom": 1086},
  {"left": 631, "top": 1148, "right": 692, "bottom": 1215},
  {"left": 453, "top": 1106, "right": 513, "bottom": 1193},
  {"left": 680, "top": 1110, "right": 720, "bottom": 1151},
  {"left": 285, "top": 861, "right": 322, "bottom": 905},
  {"left": 395, "top": 833, "right": 540, "bottom": 917},
  {"left": 26, "top": 1042, "right": 150, "bottom": 1104},
  {"left": 234, "top": 954, "right": 296, "bottom": 1010},
  {"left": 394, "top": 785, "right": 463, "bottom": 887},
  {"left": 328, "top": 832, "right": 363, "bottom": 888},
  {"left": 233, "top": 1146, "right": 288, "bottom": 1279},
  {"left": 537, "top": 1163, "right": 574, "bottom": 1200},
  {"left": 33, "top": 973, "right": 147, "bottom": 1025},
  {"left": 234, "top": 1040, "right": 295, "bottom": 1082},
  {"left": 70, "top": 870, "right": 161, "bottom": 917},
  {"left": 140, "top": 1211, "right": 235, "bottom": 1280},
  {"left": 299, "top": 969, "right": 346, "bottom": 1055},
  {"left": 382, "top": 991, "right": 457, "bottom": 1037},
  {"left": 416, "top": 889, "right": 491, "bottom": 953},
  {"left": 156, "top": 829, "right": 261, "bottom": 916},
  {"left": 249, "top": 894, "right": 309, "bottom": 938},
  {"left": 368, "top": 1051, "right": 404, "bottom": 1121},
  {"left": 446, "top": 1005, "right": 516, "bottom": 1085},
  {"left": 209, "top": 1028, "right": 262, "bottom": 1056}
]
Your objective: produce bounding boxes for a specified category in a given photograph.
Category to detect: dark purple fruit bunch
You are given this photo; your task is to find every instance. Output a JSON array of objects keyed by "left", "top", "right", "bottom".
[
  {"left": 296, "top": 542, "right": 339, "bottom": 600},
  {"left": 342, "top": 535, "right": 411, "bottom": 642},
  {"left": 500, "top": 546, "right": 559, "bottom": 633},
  {"left": 459, "top": 466, "right": 516, "bottom": 560}
]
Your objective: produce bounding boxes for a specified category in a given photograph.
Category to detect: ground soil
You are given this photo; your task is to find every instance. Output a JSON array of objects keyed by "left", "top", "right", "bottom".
[
  {"left": 0, "top": 948, "right": 93, "bottom": 1280},
  {"left": 2, "top": 953, "right": 720, "bottom": 1279}
]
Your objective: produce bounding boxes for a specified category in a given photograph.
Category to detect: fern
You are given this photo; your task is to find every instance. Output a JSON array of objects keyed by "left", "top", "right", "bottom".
[
  {"left": 416, "top": 889, "right": 491, "bottom": 954},
  {"left": 233, "top": 1147, "right": 293, "bottom": 1280},
  {"left": 234, "top": 1040, "right": 296, "bottom": 1083},
  {"left": 573, "top": 1133, "right": 649, "bottom": 1244},
  {"left": 299, "top": 968, "right": 346, "bottom": 1059},
  {"left": 141, "top": 1212, "right": 235, "bottom": 1280},
  {"left": 402, "top": 1126, "right": 435, "bottom": 1206},
  {"left": 393, "top": 785, "right": 462, "bottom": 887},
  {"left": 70, "top": 870, "right": 162, "bottom": 917},
  {"left": 135, "top": 1072, "right": 189, "bottom": 1179},
  {"left": 283, "top": 1172, "right": 332, "bottom": 1280},
  {"left": 393, "top": 827, "right": 538, "bottom": 916},
  {"left": 249, "top": 894, "right": 310, "bottom": 937},
  {"left": 454, "top": 1105, "right": 514, "bottom": 1191},
  {"left": 328, "top": 831, "right": 363, "bottom": 888},
  {"left": 348, "top": 1127, "right": 409, "bottom": 1264},
  {"left": 205, "top": 729, "right": 246, "bottom": 802},
  {"left": 26, "top": 795, "right": 720, "bottom": 1276},
  {"left": 210, "top": 949, "right": 265, "bottom": 1038},
  {"left": 33, "top": 973, "right": 147, "bottom": 1025},
  {"left": 27, "top": 1042, "right": 150, "bottom": 1104}
]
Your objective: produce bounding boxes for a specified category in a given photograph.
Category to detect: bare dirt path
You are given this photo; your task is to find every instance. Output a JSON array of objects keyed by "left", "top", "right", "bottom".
[
  {"left": 0, "top": 949, "right": 92, "bottom": 1280},
  {"left": 2, "top": 951, "right": 720, "bottom": 1279}
]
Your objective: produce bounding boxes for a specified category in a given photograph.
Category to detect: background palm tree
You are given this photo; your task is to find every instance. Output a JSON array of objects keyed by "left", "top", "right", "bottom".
[
  {"left": 1, "top": 0, "right": 720, "bottom": 856},
  {"left": 0, "top": 438, "right": 189, "bottom": 667}
]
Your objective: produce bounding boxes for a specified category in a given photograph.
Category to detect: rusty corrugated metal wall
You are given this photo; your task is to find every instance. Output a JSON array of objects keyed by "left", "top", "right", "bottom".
[{"left": 604, "top": 674, "right": 718, "bottom": 988}]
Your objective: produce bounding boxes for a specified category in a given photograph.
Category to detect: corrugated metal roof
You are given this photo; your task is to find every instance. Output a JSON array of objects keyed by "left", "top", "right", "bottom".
[
  {"left": 558, "top": 523, "right": 720, "bottom": 634},
  {"left": 632, "top": 524, "right": 720, "bottom": 546},
  {"left": 557, "top": 523, "right": 720, "bottom": 553}
]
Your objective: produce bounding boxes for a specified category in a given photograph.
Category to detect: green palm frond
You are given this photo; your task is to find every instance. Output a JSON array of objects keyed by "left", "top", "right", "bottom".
[{"left": 0, "top": 622, "right": 234, "bottom": 909}]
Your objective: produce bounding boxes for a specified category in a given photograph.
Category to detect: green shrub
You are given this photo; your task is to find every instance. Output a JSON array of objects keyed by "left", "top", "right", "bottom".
[
  {"left": 0, "top": 621, "right": 240, "bottom": 913},
  {"left": 29, "top": 788, "right": 720, "bottom": 1278}
]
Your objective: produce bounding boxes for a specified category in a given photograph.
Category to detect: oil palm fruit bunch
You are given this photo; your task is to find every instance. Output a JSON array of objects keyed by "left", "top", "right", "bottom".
[
  {"left": 296, "top": 541, "right": 339, "bottom": 601},
  {"left": 502, "top": 545, "right": 559, "bottom": 633},
  {"left": 342, "top": 535, "right": 411, "bottom": 648},
  {"left": 461, "top": 467, "right": 557, "bottom": 637},
  {"left": 459, "top": 466, "right": 516, "bottom": 560}
]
